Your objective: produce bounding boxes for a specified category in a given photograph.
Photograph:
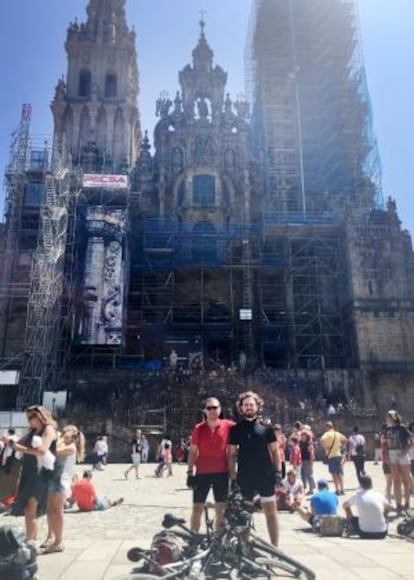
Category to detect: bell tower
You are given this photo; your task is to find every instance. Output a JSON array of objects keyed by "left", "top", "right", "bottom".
[{"left": 51, "top": 0, "right": 140, "bottom": 172}]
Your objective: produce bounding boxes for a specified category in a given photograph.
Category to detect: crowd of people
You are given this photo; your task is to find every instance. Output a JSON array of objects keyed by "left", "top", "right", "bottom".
[
  {"left": 0, "top": 398, "right": 413, "bottom": 556},
  {"left": 185, "top": 396, "right": 413, "bottom": 546}
]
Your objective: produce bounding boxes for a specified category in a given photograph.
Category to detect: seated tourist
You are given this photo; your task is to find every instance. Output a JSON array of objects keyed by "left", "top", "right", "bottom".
[
  {"left": 296, "top": 479, "right": 338, "bottom": 526},
  {"left": 278, "top": 468, "right": 304, "bottom": 510},
  {"left": 71, "top": 470, "right": 123, "bottom": 511},
  {"left": 343, "top": 474, "right": 390, "bottom": 539}
]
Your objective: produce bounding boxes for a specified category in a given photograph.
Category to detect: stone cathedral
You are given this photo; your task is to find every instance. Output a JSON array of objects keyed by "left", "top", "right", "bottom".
[{"left": 0, "top": 0, "right": 413, "bottom": 413}]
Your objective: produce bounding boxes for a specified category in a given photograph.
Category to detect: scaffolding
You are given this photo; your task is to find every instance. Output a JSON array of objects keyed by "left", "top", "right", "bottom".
[
  {"left": 0, "top": 105, "right": 36, "bottom": 364},
  {"left": 16, "top": 144, "right": 72, "bottom": 407},
  {"left": 259, "top": 221, "right": 349, "bottom": 369},
  {"left": 126, "top": 220, "right": 257, "bottom": 367},
  {"left": 246, "top": 0, "right": 383, "bottom": 215}
]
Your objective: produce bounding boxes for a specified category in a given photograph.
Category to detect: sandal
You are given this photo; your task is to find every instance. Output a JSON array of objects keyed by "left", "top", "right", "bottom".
[
  {"left": 40, "top": 542, "right": 65, "bottom": 554},
  {"left": 39, "top": 538, "right": 54, "bottom": 549}
]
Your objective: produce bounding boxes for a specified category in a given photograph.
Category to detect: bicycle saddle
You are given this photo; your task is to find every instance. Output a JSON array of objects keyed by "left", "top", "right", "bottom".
[{"left": 162, "top": 513, "right": 186, "bottom": 528}]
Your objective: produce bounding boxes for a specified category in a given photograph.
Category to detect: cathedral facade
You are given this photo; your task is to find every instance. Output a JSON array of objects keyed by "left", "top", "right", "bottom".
[{"left": 0, "top": 0, "right": 413, "bottom": 412}]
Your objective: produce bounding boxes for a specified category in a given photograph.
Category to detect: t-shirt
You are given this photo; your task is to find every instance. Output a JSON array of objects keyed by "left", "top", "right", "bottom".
[
  {"left": 385, "top": 425, "right": 411, "bottom": 450},
  {"left": 320, "top": 429, "right": 347, "bottom": 458},
  {"left": 228, "top": 418, "right": 276, "bottom": 474},
  {"left": 132, "top": 437, "right": 143, "bottom": 455},
  {"left": 72, "top": 479, "right": 96, "bottom": 511},
  {"left": 348, "top": 489, "right": 387, "bottom": 533},
  {"left": 348, "top": 434, "right": 365, "bottom": 456},
  {"left": 282, "top": 477, "right": 303, "bottom": 497},
  {"left": 191, "top": 419, "right": 235, "bottom": 474},
  {"left": 310, "top": 489, "right": 338, "bottom": 516}
]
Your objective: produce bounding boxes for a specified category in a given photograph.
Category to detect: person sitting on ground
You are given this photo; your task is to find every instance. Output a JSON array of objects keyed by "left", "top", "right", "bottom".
[
  {"left": 71, "top": 470, "right": 123, "bottom": 511},
  {"left": 296, "top": 479, "right": 338, "bottom": 527},
  {"left": 343, "top": 474, "right": 390, "bottom": 539},
  {"left": 278, "top": 468, "right": 304, "bottom": 511}
]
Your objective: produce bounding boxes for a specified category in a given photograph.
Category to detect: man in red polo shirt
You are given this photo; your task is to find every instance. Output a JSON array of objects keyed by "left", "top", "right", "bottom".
[{"left": 187, "top": 397, "right": 235, "bottom": 531}]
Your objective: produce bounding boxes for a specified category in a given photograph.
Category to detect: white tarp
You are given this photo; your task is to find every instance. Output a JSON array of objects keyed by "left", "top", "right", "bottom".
[{"left": 0, "top": 370, "right": 19, "bottom": 385}]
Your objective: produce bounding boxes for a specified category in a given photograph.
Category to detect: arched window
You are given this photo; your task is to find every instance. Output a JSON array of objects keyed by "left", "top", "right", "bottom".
[
  {"left": 105, "top": 73, "right": 117, "bottom": 98},
  {"left": 193, "top": 174, "right": 215, "bottom": 205},
  {"left": 192, "top": 222, "right": 217, "bottom": 261},
  {"left": 78, "top": 69, "right": 91, "bottom": 98}
]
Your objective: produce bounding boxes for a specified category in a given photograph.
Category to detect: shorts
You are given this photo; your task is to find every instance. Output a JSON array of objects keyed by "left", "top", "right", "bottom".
[
  {"left": 388, "top": 449, "right": 410, "bottom": 466},
  {"left": 382, "top": 463, "right": 391, "bottom": 475},
  {"left": 238, "top": 472, "right": 275, "bottom": 503},
  {"left": 327, "top": 456, "right": 343, "bottom": 476},
  {"left": 193, "top": 472, "right": 229, "bottom": 504},
  {"left": 95, "top": 497, "right": 110, "bottom": 510},
  {"left": 131, "top": 453, "right": 141, "bottom": 465}
]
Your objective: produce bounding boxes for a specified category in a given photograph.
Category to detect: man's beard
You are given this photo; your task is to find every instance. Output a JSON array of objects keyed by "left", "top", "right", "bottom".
[{"left": 242, "top": 409, "right": 257, "bottom": 420}]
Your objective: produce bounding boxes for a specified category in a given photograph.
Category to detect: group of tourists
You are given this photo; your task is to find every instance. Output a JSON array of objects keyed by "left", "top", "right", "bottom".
[
  {"left": 0, "top": 406, "right": 123, "bottom": 554},
  {"left": 0, "top": 396, "right": 412, "bottom": 555},
  {"left": 186, "top": 393, "right": 413, "bottom": 545}
]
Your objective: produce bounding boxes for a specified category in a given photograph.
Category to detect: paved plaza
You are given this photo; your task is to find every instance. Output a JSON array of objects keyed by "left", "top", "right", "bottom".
[{"left": 1, "top": 461, "right": 413, "bottom": 579}]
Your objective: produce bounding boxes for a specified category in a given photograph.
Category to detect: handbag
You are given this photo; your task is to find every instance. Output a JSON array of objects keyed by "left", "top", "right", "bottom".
[{"left": 323, "top": 433, "right": 337, "bottom": 463}]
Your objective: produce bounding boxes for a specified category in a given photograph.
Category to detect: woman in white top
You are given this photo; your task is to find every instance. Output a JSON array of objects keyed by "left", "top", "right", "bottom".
[{"left": 40, "top": 425, "right": 85, "bottom": 553}]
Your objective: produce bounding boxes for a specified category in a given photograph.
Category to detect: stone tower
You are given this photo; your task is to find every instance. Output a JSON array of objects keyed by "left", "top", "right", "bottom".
[{"left": 51, "top": 0, "right": 140, "bottom": 172}]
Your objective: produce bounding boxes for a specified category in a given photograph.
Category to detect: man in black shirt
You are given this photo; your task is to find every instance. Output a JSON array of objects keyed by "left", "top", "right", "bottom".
[{"left": 228, "top": 391, "right": 281, "bottom": 545}]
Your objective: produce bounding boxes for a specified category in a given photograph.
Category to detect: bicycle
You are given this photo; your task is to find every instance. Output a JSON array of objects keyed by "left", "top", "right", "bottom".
[{"left": 122, "top": 491, "right": 316, "bottom": 579}]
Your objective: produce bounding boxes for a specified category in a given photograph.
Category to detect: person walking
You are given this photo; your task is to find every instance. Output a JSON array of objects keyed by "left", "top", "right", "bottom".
[
  {"left": 92, "top": 435, "right": 107, "bottom": 471},
  {"left": 186, "top": 397, "right": 235, "bottom": 532},
  {"left": 155, "top": 434, "right": 173, "bottom": 477},
  {"left": 125, "top": 428, "right": 144, "bottom": 480},
  {"left": 320, "top": 421, "right": 347, "bottom": 496},
  {"left": 347, "top": 425, "right": 366, "bottom": 485},
  {"left": 228, "top": 390, "right": 281, "bottom": 546}
]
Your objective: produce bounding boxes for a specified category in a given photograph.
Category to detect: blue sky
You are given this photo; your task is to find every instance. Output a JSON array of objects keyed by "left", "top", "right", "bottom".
[{"left": 0, "top": 1, "right": 413, "bottom": 236}]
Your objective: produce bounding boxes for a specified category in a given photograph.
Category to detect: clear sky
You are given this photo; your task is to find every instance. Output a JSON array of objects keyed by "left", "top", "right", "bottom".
[{"left": 0, "top": 1, "right": 413, "bottom": 237}]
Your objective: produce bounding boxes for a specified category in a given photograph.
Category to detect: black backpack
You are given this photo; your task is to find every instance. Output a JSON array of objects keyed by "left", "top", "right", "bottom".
[{"left": 0, "top": 525, "right": 38, "bottom": 580}]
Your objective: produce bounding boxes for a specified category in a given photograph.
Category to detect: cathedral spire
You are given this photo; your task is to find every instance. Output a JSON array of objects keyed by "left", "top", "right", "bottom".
[
  {"left": 192, "top": 17, "right": 214, "bottom": 72},
  {"left": 85, "top": 0, "right": 128, "bottom": 43}
]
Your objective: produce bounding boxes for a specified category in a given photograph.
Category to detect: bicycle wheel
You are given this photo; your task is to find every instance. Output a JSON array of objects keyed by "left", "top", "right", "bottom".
[{"left": 249, "top": 537, "right": 316, "bottom": 579}]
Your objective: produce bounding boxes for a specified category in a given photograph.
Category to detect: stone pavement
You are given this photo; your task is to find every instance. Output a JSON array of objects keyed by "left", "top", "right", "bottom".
[{"left": 1, "top": 461, "right": 413, "bottom": 579}]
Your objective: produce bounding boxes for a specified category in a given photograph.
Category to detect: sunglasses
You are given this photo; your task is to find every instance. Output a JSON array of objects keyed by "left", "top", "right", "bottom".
[
  {"left": 27, "top": 413, "right": 38, "bottom": 420},
  {"left": 205, "top": 406, "right": 219, "bottom": 411}
]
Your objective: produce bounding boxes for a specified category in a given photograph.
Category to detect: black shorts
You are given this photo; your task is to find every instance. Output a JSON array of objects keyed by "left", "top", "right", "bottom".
[
  {"left": 193, "top": 472, "right": 229, "bottom": 504},
  {"left": 238, "top": 472, "right": 275, "bottom": 500}
]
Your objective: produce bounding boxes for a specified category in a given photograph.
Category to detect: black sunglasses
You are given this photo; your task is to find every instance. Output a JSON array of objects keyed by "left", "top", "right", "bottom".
[{"left": 205, "top": 406, "right": 219, "bottom": 411}]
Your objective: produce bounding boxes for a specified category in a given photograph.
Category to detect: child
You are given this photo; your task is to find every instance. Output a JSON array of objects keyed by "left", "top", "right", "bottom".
[
  {"left": 289, "top": 436, "right": 302, "bottom": 480},
  {"left": 31, "top": 434, "right": 55, "bottom": 473}
]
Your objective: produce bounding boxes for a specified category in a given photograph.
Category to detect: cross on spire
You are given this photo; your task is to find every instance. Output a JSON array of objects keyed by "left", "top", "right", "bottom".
[{"left": 199, "top": 9, "right": 207, "bottom": 33}]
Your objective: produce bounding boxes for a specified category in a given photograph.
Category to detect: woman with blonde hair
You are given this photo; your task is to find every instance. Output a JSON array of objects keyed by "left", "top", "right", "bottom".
[
  {"left": 5, "top": 405, "right": 57, "bottom": 541},
  {"left": 40, "top": 424, "right": 85, "bottom": 553}
]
